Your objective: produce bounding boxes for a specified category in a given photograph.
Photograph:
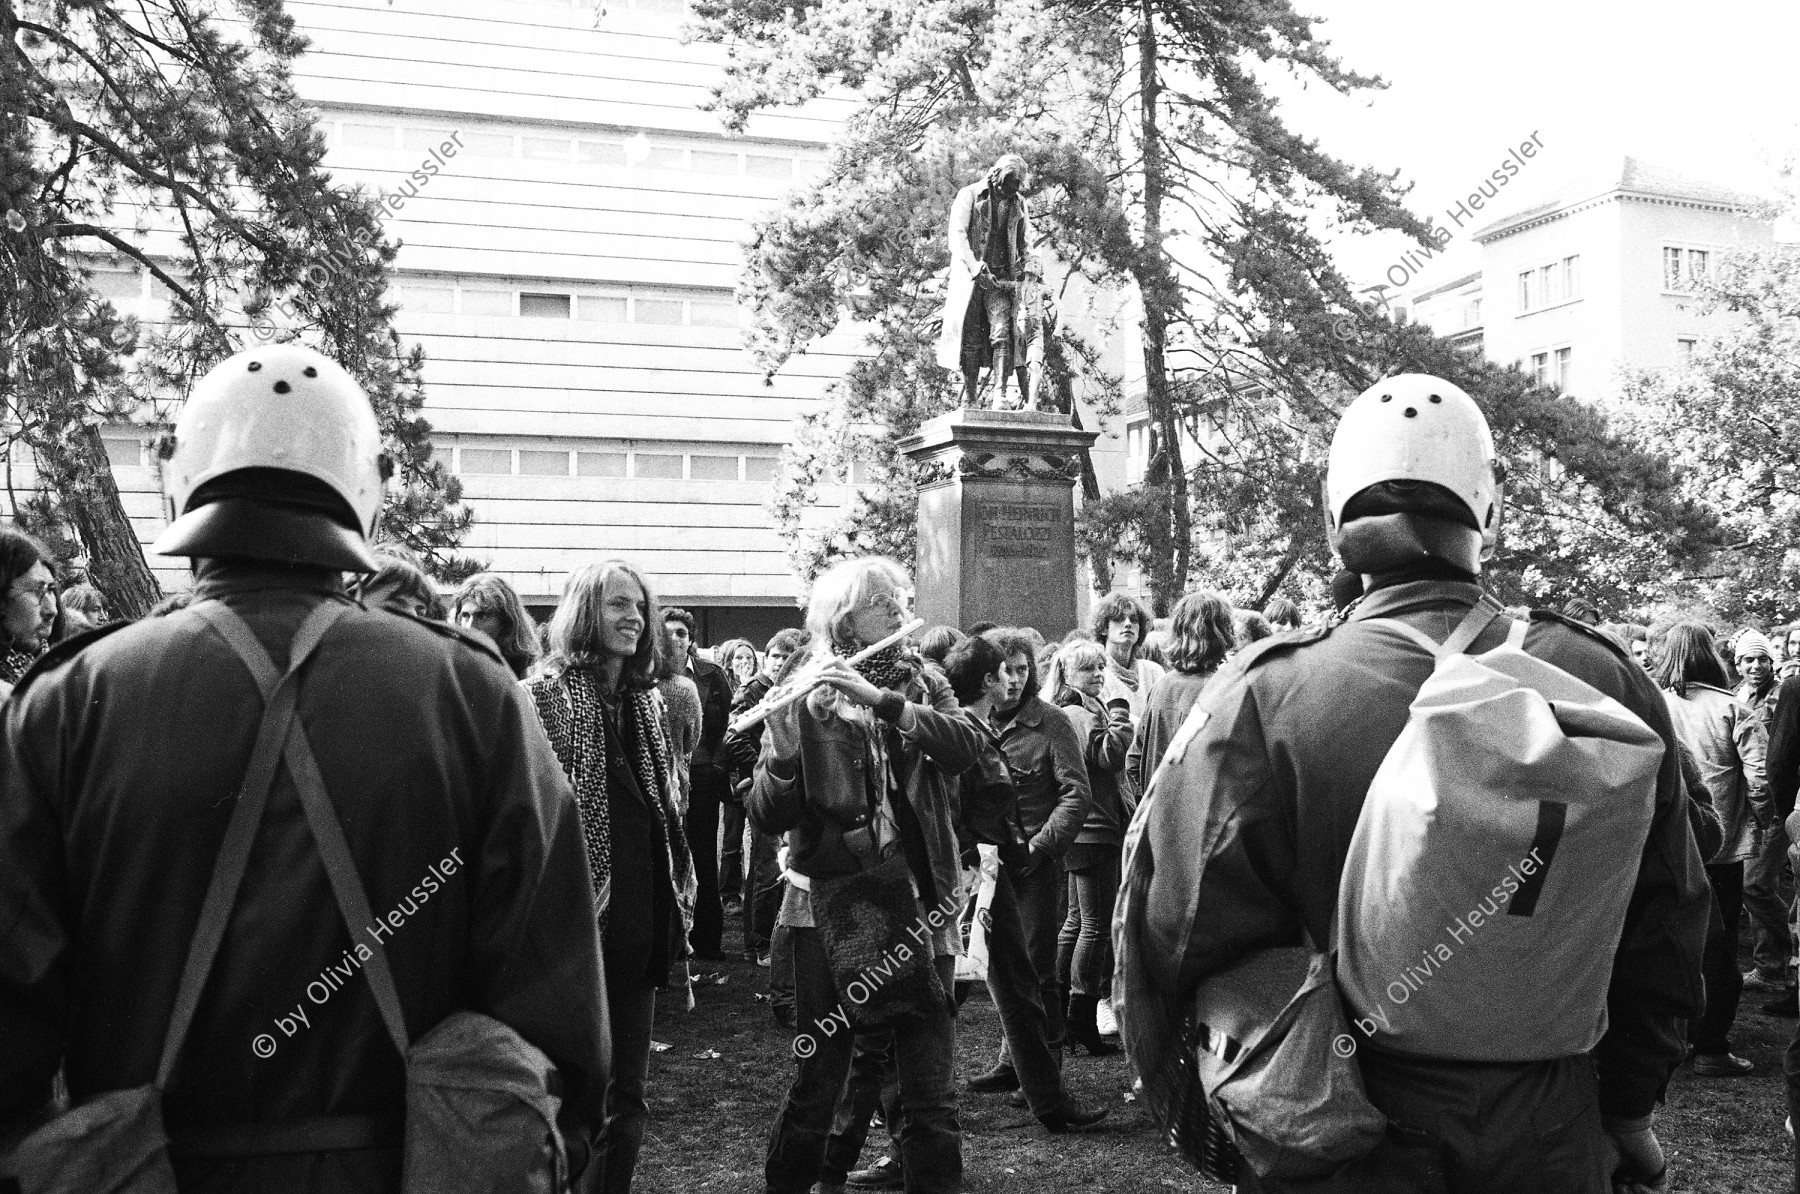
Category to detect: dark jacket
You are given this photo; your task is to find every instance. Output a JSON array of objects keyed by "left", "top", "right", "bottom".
[
  {"left": 1127, "top": 668, "right": 1217, "bottom": 793},
  {"left": 688, "top": 655, "right": 733, "bottom": 775},
  {"left": 1057, "top": 692, "right": 1132, "bottom": 848},
  {"left": 0, "top": 563, "right": 610, "bottom": 1191},
  {"left": 1128, "top": 580, "right": 1709, "bottom": 1120},
  {"left": 748, "top": 663, "right": 980, "bottom": 922},
  {"left": 955, "top": 720, "right": 1030, "bottom": 871},
  {"left": 721, "top": 671, "right": 776, "bottom": 787},
  {"left": 1765, "top": 673, "right": 1800, "bottom": 820},
  {"left": 991, "top": 694, "right": 1090, "bottom": 861}
]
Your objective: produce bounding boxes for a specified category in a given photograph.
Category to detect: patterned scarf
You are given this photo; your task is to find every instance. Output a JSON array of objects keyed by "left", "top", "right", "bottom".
[
  {"left": 526, "top": 664, "right": 695, "bottom": 935},
  {"left": 851, "top": 641, "right": 920, "bottom": 692},
  {"left": 0, "top": 646, "right": 39, "bottom": 686}
]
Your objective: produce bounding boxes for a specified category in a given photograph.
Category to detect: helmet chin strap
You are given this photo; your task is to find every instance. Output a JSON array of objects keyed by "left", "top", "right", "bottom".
[{"left": 1332, "top": 512, "right": 1484, "bottom": 578}]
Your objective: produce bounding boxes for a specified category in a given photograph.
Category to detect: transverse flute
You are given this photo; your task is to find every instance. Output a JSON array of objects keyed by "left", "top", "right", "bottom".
[{"left": 728, "top": 617, "right": 926, "bottom": 734}]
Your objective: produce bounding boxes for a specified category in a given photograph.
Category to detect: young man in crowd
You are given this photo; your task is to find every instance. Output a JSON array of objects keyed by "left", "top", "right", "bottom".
[
  {"left": 0, "top": 346, "right": 609, "bottom": 1190},
  {"left": 1122, "top": 374, "right": 1708, "bottom": 1193},
  {"left": 666, "top": 606, "right": 734, "bottom": 960}
]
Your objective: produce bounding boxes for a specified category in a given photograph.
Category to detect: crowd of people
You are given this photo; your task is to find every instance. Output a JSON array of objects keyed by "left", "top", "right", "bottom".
[{"left": 0, "top": 347, "right": 1795, "bottom": 1194}]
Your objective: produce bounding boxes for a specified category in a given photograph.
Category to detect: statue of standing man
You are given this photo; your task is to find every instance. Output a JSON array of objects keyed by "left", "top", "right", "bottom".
[{"left": 936, "top": 155, "right": 1039, "bottom": 409}]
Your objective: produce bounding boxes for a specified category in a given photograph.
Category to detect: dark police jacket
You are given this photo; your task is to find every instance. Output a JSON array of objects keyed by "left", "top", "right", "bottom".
[
  {"left": 1131, "top": 579, "right": 1709, "bottom": 1120},
  {"left": 0, "top": 563, "right": 610, "bottom": 1192}
]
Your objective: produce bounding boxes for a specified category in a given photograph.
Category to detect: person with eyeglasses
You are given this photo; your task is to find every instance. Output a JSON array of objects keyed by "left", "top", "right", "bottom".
[{"left": 0, "top": 529, "right": 59, "bottom": 695}]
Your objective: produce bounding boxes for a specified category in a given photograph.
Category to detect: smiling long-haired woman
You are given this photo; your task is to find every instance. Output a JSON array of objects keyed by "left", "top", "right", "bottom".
[{"left": 526, "top": 558, "right": 695, "bottom": 1194}]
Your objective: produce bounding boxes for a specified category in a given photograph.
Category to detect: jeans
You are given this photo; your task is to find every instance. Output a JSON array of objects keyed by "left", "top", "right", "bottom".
[
  {"left": 764, "top": 929, "right": 961, "bottom": 1194},
  {"left": 746, "top": 826, "right": 784, "bottom": 955},
  {"left": 1237, "top": 1051, "right": 1608, "bottom": 1193},
  {"left": 821, "top": 1034, "right": 902, "bottom": 1183},
  {"left": 720, "top": 800, "right": 747, "bottom": 895},
  {"left": 685, "top": 766, "right": 728, "bottom": 955},
  {"left": 1745, "top": 818, "right": 1793, "bottom": 980},
  {"left": 1692, "top": 860, "right": 1746, "bottom": 1055},
  {"left": 770, "top": 917, "right": 796, "bottom": 1015},
  {"left": 587, "top": 977, "right": 657, "bottom": 1194},
  {"left": 1056, "top": 847, "right": 1120, "bottom": 997},
  {"left": 994, "top": 858, "right": 1065, "bottom": 1068},
  {"left": 983, "top": 868, "right": 1070, "bottom": 1113}
]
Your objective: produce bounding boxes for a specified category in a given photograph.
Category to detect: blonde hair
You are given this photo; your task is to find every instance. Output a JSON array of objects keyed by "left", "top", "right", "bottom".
[
  {"left": 806, "top": 556, "right": 911, "bottom": 649},
  {"left": 1045, "top": 639, "right": 1107, "bottom": 704}
]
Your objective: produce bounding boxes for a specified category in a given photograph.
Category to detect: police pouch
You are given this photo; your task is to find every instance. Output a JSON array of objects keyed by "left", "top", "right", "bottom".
[{"left": 1188, "top": 947, "right": 1384, "bottom": 1179}]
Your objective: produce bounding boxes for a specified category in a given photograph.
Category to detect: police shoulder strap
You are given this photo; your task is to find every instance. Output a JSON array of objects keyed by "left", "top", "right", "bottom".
[
  {"left": 157, "top": 598, "right": 353, "bottom": 1089},
  {"left": 1362, "top": 598, "right": 1522, "bottom": 660},
  {"left": 187, "top": 598, "right": 412, "bottom": 1064}
]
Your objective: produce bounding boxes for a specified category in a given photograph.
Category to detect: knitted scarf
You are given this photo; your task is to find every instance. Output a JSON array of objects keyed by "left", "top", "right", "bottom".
[
  {"left": 526, "top": 664, "right": 695, "bottom": 934},
  {"left": 0, "top": 646, "right": 39, "bottom": 686},
  {"left": 851, "top": 641, "right": 921, "bottom": 691}
]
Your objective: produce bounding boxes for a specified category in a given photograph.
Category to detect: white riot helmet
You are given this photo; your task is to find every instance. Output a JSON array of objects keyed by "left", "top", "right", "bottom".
[
  {"left": 152, "top": 344, "right": 388, "bottom": 571},
  {"left": 1325, "top": 374, "right": 1501, "bottom": 568}
]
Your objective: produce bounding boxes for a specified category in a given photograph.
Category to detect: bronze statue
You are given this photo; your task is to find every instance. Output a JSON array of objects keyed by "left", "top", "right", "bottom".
[{"left": 936, "top": 155, "right": 1040, "bottom": 409}]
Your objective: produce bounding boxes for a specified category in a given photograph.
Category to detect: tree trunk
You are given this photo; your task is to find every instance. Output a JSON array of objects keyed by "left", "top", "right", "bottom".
[
  {"left": 32, "top": 424, "right": 162, "bottom": 619},
  {"left": 1133, "top": 0, "right": 1190, "bottom": 613}
]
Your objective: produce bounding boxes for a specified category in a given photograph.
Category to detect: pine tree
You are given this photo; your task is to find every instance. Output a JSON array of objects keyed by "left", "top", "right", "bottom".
[{"left": 2, "top": 0, "right": 474, "bottom": 619}]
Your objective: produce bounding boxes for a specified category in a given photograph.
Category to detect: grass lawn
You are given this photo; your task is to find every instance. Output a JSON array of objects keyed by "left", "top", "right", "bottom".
[{"left": 630, "top": 916, "right": 1794, "bottom": 1193}]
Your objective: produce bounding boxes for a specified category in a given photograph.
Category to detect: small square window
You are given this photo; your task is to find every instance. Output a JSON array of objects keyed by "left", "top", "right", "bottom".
[
  {"left": 460, "top": 132, "right": 515, "bottom": 158},
  {"left": 89, "top": 271, "right": 142, "bottom": 301},
  {"left": 460, "top": 448, "right": 513, "bottom": 474},
  {"left": 522, "top": 137, "right": 572, "bottom": 161},
  {"left": 101, "top": 435, "right": 141, "bottom": 468},
  {"left": 580, "top": 141, "right": 627, "bottom": 166},
  {"left": 578, "top": 452, "right": 628, "bottom": 477},
  {"left": 644, "top": 146, "right": 685, "bottom": 170},
  {"left": 634, "top": 453, "right": 683, "bottom": 479},
  {"left": 519, "top": 450, "right": 571, "bottom": 476},
  {"left": 341, "top": 123, "right": 396, "bottom": 149},
  {"left": 634, "top": 299, "right": 684, "bottom": 325},
  {"left": 1677, "top": 337, "right": 1697, "bottom": 361},
  {"left": 745, "top": 155, "right": 793, "bottom": 180},
  {"left": 690, "top": 297, "right": 737, "bottom": 328},
  {"left": 690, "top": 455, "right": 739, "bottom": 481},
  {"left": 744, "top": 457, "right": 779, "bottom": 484},
  {"left": 402, "top": 127, "right": 457, "bottom": 151},
  {"left": 578, "top": 296, "right": 628, "bottom": 322},
  {"left": 519, "top": 293, "right": 571, "bottom": 319},
  {"left": 397, "top": 285, "right": 455, "bottom": 313},
  {"left": 461, "top": 290, "right": 514, "bottom": 316},
  {"left": 691, "top": 150, "right": 738, "bottom": 174}
]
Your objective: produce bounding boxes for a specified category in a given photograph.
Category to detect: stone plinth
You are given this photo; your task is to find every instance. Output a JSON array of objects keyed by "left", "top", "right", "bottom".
[{"left": 898, "top": 409, "right": 1098, "bottom": 639}]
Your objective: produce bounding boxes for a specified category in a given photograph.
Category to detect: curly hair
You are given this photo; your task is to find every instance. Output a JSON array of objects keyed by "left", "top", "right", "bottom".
[
  {"left": 1165, "top": 591, "right": 1235, "bottom": 675},
  {"left": 452, "top": 573, "right": 541, "bottom": 678},
  {"left": 1089, "top": 591, "right": 1150, "bottom": 656},
  {"left": 981, "top": 627, "right": 1040, "bottom": 707}
]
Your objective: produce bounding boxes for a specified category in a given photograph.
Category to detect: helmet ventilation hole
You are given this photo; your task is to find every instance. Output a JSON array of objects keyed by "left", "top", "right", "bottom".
[
  {"left": 1404, "top": 407, "right": 1417, "bottom": 417},
  {"left": 247, "top": 361, "right": 262, "bottom": 372},
  {"left": 1380, "top": 394, "right": 1392, "bottom": 402},
  {"left": 1429, "top": 394, "right": 1442, "bottom": 403},
  {"left": 273, "top": 380, "right": 291, "bottom": 394},
  {"left": 303, "top": 366, "right": 318, "bottom": 378}
]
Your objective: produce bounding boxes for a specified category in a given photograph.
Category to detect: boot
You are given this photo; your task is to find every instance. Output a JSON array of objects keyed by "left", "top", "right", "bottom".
[
  {"left": 967, "top": 1063, "right": 1020, "bottom": 1093},
  {"left": 1065, "top": 993, "right": 1121, "bottom": 1057}
]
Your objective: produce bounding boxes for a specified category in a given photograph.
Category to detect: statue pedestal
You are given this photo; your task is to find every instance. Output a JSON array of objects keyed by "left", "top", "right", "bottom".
[{"left": 898, "top": 409, "right": 1098, "bottom": 638}]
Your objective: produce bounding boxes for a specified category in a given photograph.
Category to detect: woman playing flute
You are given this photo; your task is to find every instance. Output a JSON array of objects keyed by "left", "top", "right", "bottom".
[{"left": 749, "top": 556, "right": 981, "bottom": 1194}]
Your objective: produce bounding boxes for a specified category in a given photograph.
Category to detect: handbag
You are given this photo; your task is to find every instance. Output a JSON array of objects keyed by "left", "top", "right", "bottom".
[
  {"left": 808, "top": 852, "right": 948, "bottom": 1031},
  {"left": 190, "top": 600, "right": 569, "bottom": 1194}
]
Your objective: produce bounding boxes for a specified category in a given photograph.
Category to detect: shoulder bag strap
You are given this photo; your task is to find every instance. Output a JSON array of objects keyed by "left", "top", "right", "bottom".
[
  {"left": 156, "top": 598, "right": 349, "bottom": 1088},
  {"left": 191, "top": 599, "right": 411, "bottom": 1059},
  {"left": 1361, "top": 598, "right": 1507, "bottom": 661}
]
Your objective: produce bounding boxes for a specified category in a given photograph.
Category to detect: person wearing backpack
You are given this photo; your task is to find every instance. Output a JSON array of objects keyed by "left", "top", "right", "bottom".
[
  {"left": 0, "top": 346, "right": 610, "bottom": 1192},
  {"left": 1119, "top": 374, "right": 1709, "bottom": 1194}
]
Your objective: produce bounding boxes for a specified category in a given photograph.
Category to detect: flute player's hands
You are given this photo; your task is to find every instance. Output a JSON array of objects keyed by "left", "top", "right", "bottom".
[
  {"left": 765, "top": 697, "right": 803, "bottom": 762},
  {"left": 814, "top": 658, "right": 884, "bottom": 708}
]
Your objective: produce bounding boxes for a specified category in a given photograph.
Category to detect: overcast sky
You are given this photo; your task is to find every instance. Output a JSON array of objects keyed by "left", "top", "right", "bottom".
[{"left": 1267, "top": 0, "right": 1800, "bottom": 295}]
